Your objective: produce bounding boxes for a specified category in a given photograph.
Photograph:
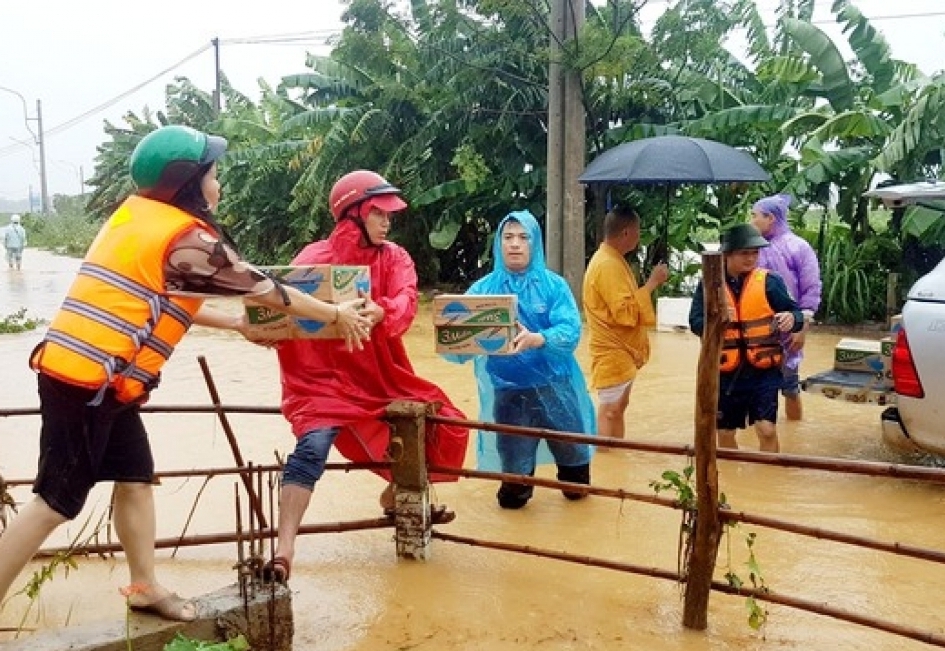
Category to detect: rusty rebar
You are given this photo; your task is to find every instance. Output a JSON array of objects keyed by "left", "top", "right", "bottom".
[{"left": 197, "top": 355, "right": 268, "bottom": 529}]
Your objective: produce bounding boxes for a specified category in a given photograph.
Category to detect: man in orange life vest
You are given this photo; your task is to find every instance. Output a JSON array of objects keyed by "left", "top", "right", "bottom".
[
  {"left": 0, "top": 125, "right": 372, "bottom": 623},
  {"left": 688, "top": 223, "right": 804, "bottom": 453}
]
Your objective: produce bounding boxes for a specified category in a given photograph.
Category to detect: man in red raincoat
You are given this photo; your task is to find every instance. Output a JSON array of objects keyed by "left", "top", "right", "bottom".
[{"left": 263, "top": 170, "right": 469, "bottom": 582}]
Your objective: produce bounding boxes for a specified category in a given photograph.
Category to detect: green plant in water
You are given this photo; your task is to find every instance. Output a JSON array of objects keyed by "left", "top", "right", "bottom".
[
  {"left": 650, "top": 464, "right": 699, "bottom": 594},
  {"left": 0, "top": 308, "right": 45, "bottom": 334},
  {"left": 723, "top": 529, "right": 769, "bottom": 631},
  {"left": 651, "top": 464, "right": 768, "bottom": 631},
  {"left": 163, "top": 632, "right": 250, "bottom": 650}
]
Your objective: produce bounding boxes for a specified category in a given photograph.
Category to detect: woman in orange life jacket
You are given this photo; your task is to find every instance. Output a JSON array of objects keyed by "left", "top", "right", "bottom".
[
  {"left": 688, "top": 223, "right": 804, "bottom": 453},
  {"left": 0, "top": 125, "right": 372, "bottom": 623}
]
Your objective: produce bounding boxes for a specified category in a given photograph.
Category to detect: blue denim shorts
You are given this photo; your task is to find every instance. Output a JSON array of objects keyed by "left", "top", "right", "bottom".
[{"left": 282, "top": 427, "right": 341, "bottom": 490}]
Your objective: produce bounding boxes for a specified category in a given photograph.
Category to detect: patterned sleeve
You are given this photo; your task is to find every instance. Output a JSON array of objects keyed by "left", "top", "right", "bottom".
[{"left": 164, "top": 225, "right": 274, "bottom": 298}]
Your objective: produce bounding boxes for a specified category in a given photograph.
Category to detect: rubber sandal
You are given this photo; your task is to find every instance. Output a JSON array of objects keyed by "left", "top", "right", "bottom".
[
  {"left": 430, "top": 504, "right": 456, "bottom": 524},
  {"left": 257, "top": 556, "right": 291, "bottom": 584},
  {"left": 129, "top": 592, "right": 197, "bottom": 622}
]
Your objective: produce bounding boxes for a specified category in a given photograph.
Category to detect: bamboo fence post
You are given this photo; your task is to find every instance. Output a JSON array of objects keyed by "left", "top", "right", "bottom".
[
  {"left": 683, "top": 251, "right": 725, "bottom": 629},
  {"left": 197, "top": 355, "right": 268, "bottom": 529}
]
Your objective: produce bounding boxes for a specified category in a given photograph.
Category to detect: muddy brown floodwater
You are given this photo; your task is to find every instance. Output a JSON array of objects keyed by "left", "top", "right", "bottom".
[{"left": 2, "top": 249, "right": 945, "bottom": 650}]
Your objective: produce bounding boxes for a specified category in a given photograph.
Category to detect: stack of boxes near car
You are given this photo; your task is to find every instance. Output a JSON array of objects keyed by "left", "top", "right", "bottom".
[
  {"left": 807, "top": 316, "right": 901, "bottom": 405},
  {"left": 432, "top": 294, "right": 518, "bottom": 355},
  {"left": 243, "top": 265, "right": 371, "bottom": 339}
]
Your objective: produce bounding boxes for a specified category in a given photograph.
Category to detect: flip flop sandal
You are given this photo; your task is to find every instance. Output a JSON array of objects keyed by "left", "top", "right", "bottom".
[
  {"left": 129, "top": 592, "right": 197, "bottom": 622},
  {"left": 430, "top": 504, "right": 457, "bottom": 524},
  {"left": 257, "top": 556, "right": 291, "bottom": 584}
]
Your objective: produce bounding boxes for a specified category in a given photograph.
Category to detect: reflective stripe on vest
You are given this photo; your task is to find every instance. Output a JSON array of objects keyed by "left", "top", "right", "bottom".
[
  {"left": 33, "top": 196, "right": 204, "bottom": 404},
  {"left": 719, "top": 269, "right": 782, "bottom": 373}
]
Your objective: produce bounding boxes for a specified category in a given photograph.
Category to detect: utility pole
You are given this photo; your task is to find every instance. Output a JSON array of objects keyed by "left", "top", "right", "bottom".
[
  {"left": 0, "top": 86, "right": 50, "bottom": 214},
  {"left": 36, "top": 99, "right": 50, "bottom": 215},
  {"left": 545, "top": 0, "right": 586, "bottom": 302},
  {"left": 212, "top": 37, "right": 222, "bottom": 114}
]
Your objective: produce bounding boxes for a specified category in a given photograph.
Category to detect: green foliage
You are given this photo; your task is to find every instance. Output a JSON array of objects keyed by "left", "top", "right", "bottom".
[
  {"left": 652, "top": 464, "right": 768, "bottom": 631},
  {"left": 650, "top": 466, "right": 696, "bottom": 510},
  {"left": 22, "top": 207, "right": 99, "bottom": 258},
  {"left": 818, "top": 224, "right": 899, "bottom": 323},
  {"left": 73, "top": 0, "right": 945, "bottom": 298},
  {"left": 724, "top": 530, "right": 769, "bottom": 631},
  {"left": 650, "top": 464, "right": 698, "bottom": 592},
  {"left": 0, "top": 308, "right": 45, "bottom": 334},
  {"left": 163, "top": 633, "right": 250, "bottom": 651}
]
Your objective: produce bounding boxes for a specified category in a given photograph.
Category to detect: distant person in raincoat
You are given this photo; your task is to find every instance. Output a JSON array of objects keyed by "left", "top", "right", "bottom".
[
  {"left": 444, "top": 209, "right": 596, "bottom": 509},
  {"left": 750, "top": 194, "right": 822, "bottom": 421},
  {"left": 263, "top": 170, "right": 470, "bottom": 584},
  {"left": 4, "top": 214, "right": 27, "bottom": 270}
]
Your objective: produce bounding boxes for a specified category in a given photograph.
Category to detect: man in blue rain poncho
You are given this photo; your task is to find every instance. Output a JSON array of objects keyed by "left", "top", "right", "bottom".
[{"left": 443, "top": 210, "right": 596, "bottom": 509}]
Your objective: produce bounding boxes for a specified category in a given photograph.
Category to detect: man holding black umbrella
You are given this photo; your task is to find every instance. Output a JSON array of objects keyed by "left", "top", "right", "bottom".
[{"left": 583, "top": 205, "right": 669, "bottom": 448}]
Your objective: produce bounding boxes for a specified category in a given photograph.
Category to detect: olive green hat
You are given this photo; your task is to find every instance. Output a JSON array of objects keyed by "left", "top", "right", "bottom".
[
  {"left": 130, "top": 125, "right": 227, "bottom": 197},
  {"left": 720, "top": 223, "right": 769, "bottom": 253}
]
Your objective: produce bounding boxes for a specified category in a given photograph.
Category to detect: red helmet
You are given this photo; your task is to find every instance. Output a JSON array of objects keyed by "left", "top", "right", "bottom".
[{"left": 329, "top": 170, "right": 407, "bottom": 220}]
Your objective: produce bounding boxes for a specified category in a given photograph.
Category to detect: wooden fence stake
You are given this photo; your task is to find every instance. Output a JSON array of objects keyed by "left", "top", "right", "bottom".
[{"left": 683, "top": 251, "right": 725, "bottom": 629}]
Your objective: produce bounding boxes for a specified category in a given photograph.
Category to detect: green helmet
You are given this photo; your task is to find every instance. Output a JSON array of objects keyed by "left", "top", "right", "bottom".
[
  {"left": 130, "top": 125, "right": 227, "bottom": 197},
  {"left": 720, "top": 223, "right": 769, "bottom": 252}
]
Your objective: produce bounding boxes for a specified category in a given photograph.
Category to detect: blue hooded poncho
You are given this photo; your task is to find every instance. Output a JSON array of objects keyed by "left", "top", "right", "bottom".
[{"left": 445, "top": 209, "right": 596, "bottom": 470}]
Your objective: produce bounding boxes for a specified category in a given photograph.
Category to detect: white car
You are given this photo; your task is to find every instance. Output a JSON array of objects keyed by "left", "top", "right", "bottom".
[
  {"left": 866, "top": 181, "right": 945, "bottom": 455},
  {"left": 866, "top": 182, "right": 945, "bottom": 455}
]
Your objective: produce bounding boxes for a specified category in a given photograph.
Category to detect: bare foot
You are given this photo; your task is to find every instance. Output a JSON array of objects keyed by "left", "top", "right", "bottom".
[{"left": 126, "top": 585, "right": 197, "bottom": 622}]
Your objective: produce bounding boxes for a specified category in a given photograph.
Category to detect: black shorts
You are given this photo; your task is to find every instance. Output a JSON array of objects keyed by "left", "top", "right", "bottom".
[
  {"left": 717, "top": 370, "right": 781, "bottom": 431},
  {"left": 34, "top": 374, "right": 154, "bottom": 520}
]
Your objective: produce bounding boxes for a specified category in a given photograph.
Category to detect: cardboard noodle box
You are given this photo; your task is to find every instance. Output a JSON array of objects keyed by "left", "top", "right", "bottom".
[
  {"left": 432, "top": 294, "right": 518, "bottom": 326},
  {"left": 435, "top": 324, "right": 517, "bottom": 355},
  {"left": 833, "top": 338, "right": 884, "bottom": 374},
  {"left": 244, "top": 264, "right": 370, "bottom": 340}
]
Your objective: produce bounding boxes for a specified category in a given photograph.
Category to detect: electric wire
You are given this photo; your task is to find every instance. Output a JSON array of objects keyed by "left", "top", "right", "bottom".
[{"left": 0, "top": 32, "right": 341, "bottom": 160}]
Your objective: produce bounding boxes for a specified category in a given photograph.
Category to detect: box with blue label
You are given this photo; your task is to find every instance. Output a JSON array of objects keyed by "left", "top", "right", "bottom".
[
  {"left": 432, "top": 294, "right": 518, "bottom": 327},
  {"left": 834, "top": 338, "right": 884, "bottom": 375},
  {"left": 435, "top": 324, "right": 517, "bottom": 355},
  {"left": 244, "top": 264, "right": 370, "bottom": 339}
]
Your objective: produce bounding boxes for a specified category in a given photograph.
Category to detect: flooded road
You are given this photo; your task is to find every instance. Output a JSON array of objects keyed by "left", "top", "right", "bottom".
[{"left": 1, "top": 249, "right": 944, "bottom": 650}]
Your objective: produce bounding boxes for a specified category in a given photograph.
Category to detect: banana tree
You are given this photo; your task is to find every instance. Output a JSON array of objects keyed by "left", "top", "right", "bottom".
[{"left": 776, "top": 1, "right": 915, "bottom": 242}]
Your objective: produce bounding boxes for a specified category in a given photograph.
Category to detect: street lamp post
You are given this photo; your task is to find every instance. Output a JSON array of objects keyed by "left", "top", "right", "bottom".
[{"left": 0, "top": 86, "right": 50, "bottom": 214}]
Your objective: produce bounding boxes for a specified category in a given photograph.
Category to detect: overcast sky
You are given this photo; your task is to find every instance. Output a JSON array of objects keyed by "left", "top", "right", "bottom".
[{"left": 0, "top": 0, "right": 942, "bottom": 203}]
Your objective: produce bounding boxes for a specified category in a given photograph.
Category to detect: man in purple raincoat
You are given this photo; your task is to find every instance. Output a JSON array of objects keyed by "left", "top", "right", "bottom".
[{"left": 751, "top": 194, "right": 822, "bottom": 421}]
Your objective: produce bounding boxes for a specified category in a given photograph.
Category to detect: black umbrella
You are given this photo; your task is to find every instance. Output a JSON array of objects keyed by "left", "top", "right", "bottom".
[
  {"left": 579, "top": 135, "right": 771, "bottom": 262},
  {"left": 578, "top": 135, "right": 771, "bottom": 185}
]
